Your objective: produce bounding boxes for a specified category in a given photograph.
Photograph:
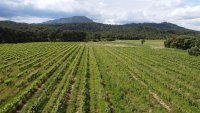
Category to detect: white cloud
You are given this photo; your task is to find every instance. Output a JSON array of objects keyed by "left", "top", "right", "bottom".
[
  {"left": 0, "top": 17, "right": 7, "bottom": 20},
  {"left": 171, "top": 5, "right": 200, "bottom": 19},
  {"left": 0, "top": 0, "right": 200, "bottom": 30},
  {"left": 168, "top": 5, "right": 200, "bottom": 30},
  {"left": 0, "top": 16, "right": 52, "bottom": 23},
  {"left": 12, "top": 16, "right": 52, "bottom": 23}
]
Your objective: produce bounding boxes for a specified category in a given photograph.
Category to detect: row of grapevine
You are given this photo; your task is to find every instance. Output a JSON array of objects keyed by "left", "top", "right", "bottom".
[
  {"left": 20, "top": 46, "right": 82, "bottom": 113},
  {"left": 0, "top": 41, "right": 199, "bottom": 113},
  {"left": 103, "top": 46, "right": 200, "bottom": 112},
  {"left": 0, "top": 43, "right": 79, "bottom": 113},
  {"left": 0, "top": 44, "right": 77, "bottom": 106},
  {"left": 93, "top": 46, "right": 168, "bottom": 112}
]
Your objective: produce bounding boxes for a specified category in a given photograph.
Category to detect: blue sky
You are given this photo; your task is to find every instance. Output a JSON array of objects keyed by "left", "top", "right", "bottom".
[
  {"left": 0, "top": 0, "right": 200, "bottom": 30},
  {"left": 185, "top": 0, "right": 200, "bottom": 5}
]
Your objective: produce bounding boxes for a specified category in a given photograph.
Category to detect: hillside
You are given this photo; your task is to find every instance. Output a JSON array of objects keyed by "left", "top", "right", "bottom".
[
  {"left": 43, "top": 16, "right": 94, "bottom": 24},
  {"left": 125, "top": 22, "right": 185, "bottom": 30},
  {"left": 0, "top": 17, "right": 200, "bottom": 43}
]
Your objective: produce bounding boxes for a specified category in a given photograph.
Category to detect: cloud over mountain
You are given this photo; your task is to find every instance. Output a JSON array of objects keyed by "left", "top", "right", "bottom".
[{"left": 0, "top": 0, "right": 200, "bottom": 30}]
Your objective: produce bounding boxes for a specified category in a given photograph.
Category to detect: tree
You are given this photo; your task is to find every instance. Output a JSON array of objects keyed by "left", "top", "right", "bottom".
[
  {"left": 188, "top": 46, "right": 200, "bottom": 56},
  {"left": 141, "top": 39, "right": 145, "bottom": 45},
  {"left": 164, "top": 35, "right": 196, "bottom": 50}
]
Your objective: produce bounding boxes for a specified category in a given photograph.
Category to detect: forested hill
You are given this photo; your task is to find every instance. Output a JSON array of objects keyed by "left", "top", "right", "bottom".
[
  {"left": 47, "top": 22, "right": 197, "bottom": 33},
  {"left": 40, "top": 22, "right": 200, "bottom": 39},
  {"left": 43, "top": 16, "right": 94, "bottom": 24},
  {"left": 125, "top": 22, "right": 185, "bottom": 30},
  {"left": 0, "top": 19, "right": 200, "bottom": 43}
]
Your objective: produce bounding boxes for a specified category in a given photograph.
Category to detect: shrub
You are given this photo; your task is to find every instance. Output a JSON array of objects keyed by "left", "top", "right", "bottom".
[
  {"left": 165, "top": 36, "right": 200, "bottom": 56},
  {"left": 188, "top": 46, "right": 200, "bottom": 56},
  {"left": 4, "top": 79, "right": 12, "bottom": 85},
  {"left": 195, "top": 39, "right": 200, "bottom": 48},
  {"left": 164, "top": 35, "right": 196, "bottom": 50},
  {"left": 106, "top": 38, "right": 115, "bottom": 41},
  {"left": 141, "top": 39, "right": 145, "bottom": 45},
  {"left": 92, "top": 39, "right": 100, "bottom": 42}
]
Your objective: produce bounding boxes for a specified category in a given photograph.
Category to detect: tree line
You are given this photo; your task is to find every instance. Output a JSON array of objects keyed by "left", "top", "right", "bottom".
[
  {"left": 164, "top": 35, "right": 200, "bottom": 56},
  {"left": 0, "top": 27, "right": 87, "bottom": 43},
  {"left": 0, "top": 21, "right": 200, "bottom": 43}
]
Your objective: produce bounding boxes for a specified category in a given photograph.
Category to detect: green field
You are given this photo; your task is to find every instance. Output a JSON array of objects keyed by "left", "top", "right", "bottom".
[{"left": 0, "top": 40, "right": 200, "bottom": 113}]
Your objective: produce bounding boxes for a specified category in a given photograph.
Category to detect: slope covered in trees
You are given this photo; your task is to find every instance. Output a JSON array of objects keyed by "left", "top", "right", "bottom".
[
  {"left": 0, "top": 20, "right": 200, "bottom": 43},
  {"left": 164, "top": 35, "right": 200, "bottom": 56},
  {"left": 43, "top": 16, "right": 94, "bottom": 24}
]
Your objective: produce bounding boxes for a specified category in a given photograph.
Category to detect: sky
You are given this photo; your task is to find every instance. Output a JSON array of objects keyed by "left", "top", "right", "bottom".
[{"left": 0, "top": 0, "right": 200, "bottom": 30}]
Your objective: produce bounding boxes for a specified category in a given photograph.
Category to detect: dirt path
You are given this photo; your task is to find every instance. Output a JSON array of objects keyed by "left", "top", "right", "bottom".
[
  {"left": 149, "top": 90, "right": 171, "bottom": 111},
  {"left": 130, "top": 72, "right": 171, "bottom": 111},
  {"left": 95, "top": 44, "right": 136, "bottom": 48},
  {"left": 104, "top": 47, "right": 172, "bottom": 112},
  {"left": 15, "top": 84, "right": 43, "bottom": 113}
]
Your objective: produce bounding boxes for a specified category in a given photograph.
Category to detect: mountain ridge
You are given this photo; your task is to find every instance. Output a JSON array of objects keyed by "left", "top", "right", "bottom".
[
  {"left": 125, "top": 22, "right": 186, "bottom": 30},
  {"left": 0, "top": 16, "right": 194, "bottom": 31},
  {"left": 40, "top": 16, "right": 192, "bottom": 31},
  {"left": 0, "top": 16, "right": 199, "bottom": 36},
  {"left": 0, "top": 17, "right": 200, "bottom": 43},
  {"left": 43, "top": 16, "right": 94, "bottom": 24}
]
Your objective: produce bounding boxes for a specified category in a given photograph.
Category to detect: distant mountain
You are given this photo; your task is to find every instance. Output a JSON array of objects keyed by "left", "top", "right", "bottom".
[
  {"left": 43, "top": 22, "right": 196, "bottom": 33},
  {"left": 0, "top": 18, "right": 199, "bottom": 40},
  {"left": 125, "top": 22, "right": 185, "bottom": 30},
  {"left": 1, "top": 18, "right": 200, "bottom": 43},
  {"left": 43, "top": 16, "right": 94, "bottom": 24},
  {"left": 41, "top": 16, "right": 186, "bottom": 30},
  {"left": 0, "top": 18, "right": 191, "bottom": 31}
]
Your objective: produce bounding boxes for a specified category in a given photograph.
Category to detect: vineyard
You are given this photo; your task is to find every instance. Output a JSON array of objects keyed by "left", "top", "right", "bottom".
[{"left": 0, "top": 40, "right": 200, "bottom": 113}]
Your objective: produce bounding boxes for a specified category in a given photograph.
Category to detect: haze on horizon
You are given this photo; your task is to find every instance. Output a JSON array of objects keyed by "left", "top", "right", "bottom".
[{"left": 0, "top": 0, "right": 200, "bottom": 30}]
